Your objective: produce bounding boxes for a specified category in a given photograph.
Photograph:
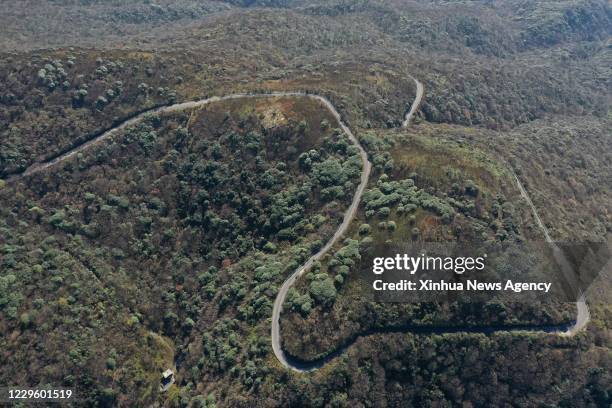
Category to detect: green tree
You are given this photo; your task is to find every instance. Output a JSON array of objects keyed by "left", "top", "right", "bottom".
[{"left": 309, "top": 277, "right": 337, "bottom": 306}]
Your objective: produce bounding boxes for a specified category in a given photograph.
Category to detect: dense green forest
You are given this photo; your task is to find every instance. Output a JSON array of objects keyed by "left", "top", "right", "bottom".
[
  {"left": 0, "top": 0, "right": 610, "bottom": 406},
  {"left": 0, "top": 97, "right": 361, "bottom": 405}
]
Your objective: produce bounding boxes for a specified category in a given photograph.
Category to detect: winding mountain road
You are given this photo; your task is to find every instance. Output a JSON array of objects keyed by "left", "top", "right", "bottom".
[
  {"left": 270, "top": 96, "right": 373, "bottom": 373},
  {"left": 513, "top": 172, "right": 590, "bottom": 335},
  {"left": 271, "top": 77, "right": 425, "bottom": 372},
  {"left": 270, "top": 76, "right": 589, "bottom": 372},
  {"left": 8, "top": 92, "right": 346, "bottom": 180},
  {"left": 5, "top": 76, "right": 590, "bottom": 373},
  {"left": 402, "top": 76, "right": 424, "bottom": 128}
]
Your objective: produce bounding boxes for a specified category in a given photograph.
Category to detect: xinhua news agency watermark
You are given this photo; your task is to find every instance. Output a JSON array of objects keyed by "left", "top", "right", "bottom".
[{"left": 356, "top": 241, "right": 608, "bottom": 303}]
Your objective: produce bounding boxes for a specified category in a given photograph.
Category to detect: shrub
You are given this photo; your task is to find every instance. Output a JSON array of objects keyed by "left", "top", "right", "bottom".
[
  {"left": 378, "top": 207, "right": 391, "bottom": 218},
  {"left": 358, "top": 223, "right": 370, "bottom": 235},
  {"left": 96, "top": 96, "right": 108, "bottom": 109},
  {"left": 20, "top": 312, "right": 31, "bottom": 328},
  {"left": 47, "top": 210, "right": 65, "bottom": 226},
  {"left": 263, "top": 242, "right": 277, "bottom": 253},
  {"left": 106, "top": 358, "right": 117, "bottom": 370},
  {"left": 465, "top": 179, "right": 480, "bottom": 196},
  {"left": 309, "top": 276, "right": 337, "bottom": 306},
  {"left": 183, "top": 317, "right": 195, "bottom": 333}
]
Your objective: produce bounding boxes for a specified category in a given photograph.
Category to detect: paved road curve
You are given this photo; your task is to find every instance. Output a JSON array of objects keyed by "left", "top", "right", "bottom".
[
  {"left": 4, "top": 88, "right": 375, "bottom": 372},
  {"left": 513, "top": 172, "right": 590, "bottom": 335},
  {"left": 402, "top": 76, "right": 424, "bottom": 127},
  {"left": 270, "top": 96, "right": 373, "bottom": 372},
  {"left": 8, "top": 92, "right": 344, "bottom": 180},
  {"left": 270, "top": 77, "right": 590, "bottom": 371},
  {"left": 6, "top": 79, "right": 589, "bottom": 372},
  {"left": 271, "top": 77, "right": 422, "bottom": 372}
]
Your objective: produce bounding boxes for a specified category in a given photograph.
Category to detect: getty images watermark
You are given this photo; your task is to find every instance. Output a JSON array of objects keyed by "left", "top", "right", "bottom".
[
  {"left": 357, "top": 240, "right": 607, "bottom": 303},
  {"left": 371, "top": 253, "right": 552, "bottom": 293}
]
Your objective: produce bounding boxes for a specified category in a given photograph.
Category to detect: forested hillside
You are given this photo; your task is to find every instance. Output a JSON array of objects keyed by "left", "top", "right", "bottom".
[
  {"left": 0, "top": 0, "right": 610, "bottom": 406},
  {"left": 0, "top": 96, "right": 361, "bottom": 405}
]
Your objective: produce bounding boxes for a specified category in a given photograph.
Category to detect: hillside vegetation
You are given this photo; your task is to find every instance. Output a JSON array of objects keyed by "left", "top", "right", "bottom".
[
  {"left": 0, "top": 0, "right": 610, "bottom": 406},
  {"left": 0, "top": 96, "right": 361, "bottom": 405},
  {"left": 279, "top": 126, "right": 579, "bottom": 361}
]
